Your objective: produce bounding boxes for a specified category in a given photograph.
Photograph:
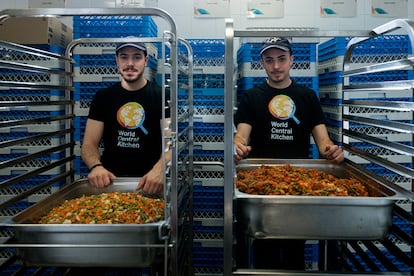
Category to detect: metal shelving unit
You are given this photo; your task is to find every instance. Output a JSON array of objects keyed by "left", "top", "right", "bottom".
[
  {"left": 0, "top": 8, "right": 193, "bottom": 276},
  {"left": 341, "top": 18, "right": 414, "bottom": 275},
  {"left": 224, "top": 18, "right": 414, "bottom": 276}
]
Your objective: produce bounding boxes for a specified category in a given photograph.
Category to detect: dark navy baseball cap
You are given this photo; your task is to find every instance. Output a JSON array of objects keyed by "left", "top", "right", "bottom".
[{"left": 260, "top": 37, "right": 292, "bottom": 55}]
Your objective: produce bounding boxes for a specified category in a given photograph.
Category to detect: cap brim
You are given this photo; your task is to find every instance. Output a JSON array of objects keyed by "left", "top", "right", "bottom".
[
  {"left": 260, "top": 45, "right": 290, "bottom": 55},
  {"left": 116, "top": 43, "right": 147, "bottom": 53}
]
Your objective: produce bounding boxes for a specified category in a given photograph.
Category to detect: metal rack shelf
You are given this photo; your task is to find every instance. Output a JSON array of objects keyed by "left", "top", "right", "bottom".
[
  {"left": 224, "top": 18, "right": 414, "bottom": 276},
  {"left": 0, "top": 8, "right": 194, "bottom": 276}
]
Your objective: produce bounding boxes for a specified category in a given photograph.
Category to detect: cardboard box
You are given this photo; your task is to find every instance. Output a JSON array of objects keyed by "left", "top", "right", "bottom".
[{"left": 0, "top": 17, "right": 73, "bottom": 48}]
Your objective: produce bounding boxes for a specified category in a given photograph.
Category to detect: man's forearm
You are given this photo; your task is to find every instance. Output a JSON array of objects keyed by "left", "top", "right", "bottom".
[
  {"left": 234, "top": 133, "right": 248, "bottom": 145},
  {"left": 153, "top": 150, "right": 171, "bottom": 171},
  {"left": 81, "top": 145, "right": 102, "bottom": 169}
]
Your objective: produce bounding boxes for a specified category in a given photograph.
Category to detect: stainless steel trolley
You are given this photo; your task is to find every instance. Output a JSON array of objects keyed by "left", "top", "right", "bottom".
[
  {"left": 0, "top": 8, "right": 194, "bottom": 276},
  {"left": 224, "top": 18, "right": 414, "bottom": 275}
]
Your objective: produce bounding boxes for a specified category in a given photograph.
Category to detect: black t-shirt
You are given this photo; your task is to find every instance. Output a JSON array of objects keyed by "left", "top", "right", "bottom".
[
  {"left": 234, "top": 80, "right": 326, "bottom": 159},
  {"left": 87, "top": 81, "right": 170, "bottom": 176}
]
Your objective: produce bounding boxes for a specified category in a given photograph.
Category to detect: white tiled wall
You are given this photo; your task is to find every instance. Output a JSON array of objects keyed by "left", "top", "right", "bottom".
[{"left": 0, "top": 0, "right": 413, "bottom": 38}]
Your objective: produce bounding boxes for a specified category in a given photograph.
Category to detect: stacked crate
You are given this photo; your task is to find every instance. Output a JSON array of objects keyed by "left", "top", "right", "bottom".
[
  {"left": 181, "top": 39, "right": 225, "bottom": 275},
  {"left": 318, "top": 35, "right": 413, "bottom": 272},
  {"left": 318, "top": 35, "right": 413, "bottom": 186},
  {"left": 72, "top": 16, "right": 158, "bottom": 179},
  {"left": 318, "top": 37, "right": 348, "bottom": 144},
  {"left": 0, "top": 44, "right": 69, "bottom": 208},
  {"left": 236, "top": 39, "right": 319, "bottom": 159}
]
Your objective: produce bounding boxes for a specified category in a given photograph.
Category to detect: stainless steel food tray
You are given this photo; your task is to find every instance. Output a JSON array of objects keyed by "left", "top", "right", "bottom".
[
  {"left": 3, "top": 178, "right": 168, "bottom": 267},
  {"left": 235, "top": 159, "right": 408, "bottom": 240}
]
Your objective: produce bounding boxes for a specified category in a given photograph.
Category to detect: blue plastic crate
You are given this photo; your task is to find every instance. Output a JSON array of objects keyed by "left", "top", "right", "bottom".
[
  {"left": 237, "top": 76, "right": 266, "bottom": 91},
  {"left": 292, "top": 76, "right": 319, "bottom": 92},
  {"left": 193, "top": 221, "right": 224, "bottom": 234},
  {"left": 292, "top": 43, "right": 317, "bottom": 62},
  {"left": 193, "top": 98, "right": 224, "bottom": 108},
  {"left": 157, "top": 39, "right": 225, "bottom": 61},
  {"left": 74, "top": 26, "right": 157, "bottom": 39},
  {"left": 320, "top": 97, "right": 342, "bottom": 106},
  {"left": 350, "top": 123, "right": 414, "bottom": 135},
  {"left": 183, "top": 39, "right": 225, "bottom": 53},
  {"left": 73, "top": 16, "right": 157, "bottom": 38},
  {"left": 0, "top": 131, "right": 39, "bottom": 140},
  {"left": 74, "top": 156, "right": 89, "bottom": 177},
  {"left": 73, "top": 81, "right": 117, "bottom": 102},
  {"left": 194, "top": 185, "right": 224, "bottom": 197},
  {"left": 183, "top": 39, "right": 225, "bottom": 59},
  {"left": 361, "top": 163, "right": 408, "bottom": 177},
  {"left": 193, "top": 149, "right": 224, "bottom": 158},
  {"left": 318, "top": 35, "right": 412, "bottom": 61},
  {"left": 180, "top": 94, "right": 224, "bottom": 101},
  {"left": 349, "top": 141, "right": 388, "bottom": 149},
  {"left": 74, "top": 116, "right": 88, "bottom": 141},
  {"left": 364, "top": 36, "right": 412, "bottom": 55},
  {"left": 193, "top": 202, "right": 224, "bottom": 212},
  {"left": 348, "top": 142, "right": 401, "bottom": 154},
  {"left": 73, "top": 15, "right": 156, "bottom": 28},
  {"left": 179, "top": 148, "right": 224, "bottom": 158},
  {"left": 193, "top": 245, "right": 224, "bottom": 267},
  {"left": 193, "top": 122, "right": 224, "bottom": 132},
  {"left": 74, "top": 54, "right": 158, "bottom": 71},
  {"left": 194, "top": 74, "right": 224, "bottom": 89},
  {"left": 318, "top": 37, "right": 351, "bottom": 61},
  {"left": 304, "top": 243, "right": 319, "bottom": 264},
  {"left": 309, "top": 144, "right": 319, "bottom": 159},
  {"left": 0, "top": 44, "right": 65, "bottom": 58},
  {"left": 325, "top": 117, "right": 342, "bottom": 128},
  {"left": 175, "top": 74, "right": 224, "bottom": 90},
  {"left": 0, "top": 89, "right": 65, "bottom": 102},
  {"left": 0, "top": 110, "right": 65, "bottom": 120},
  {"left": 319, "top": 71, "right": 343, "bottom": 86},
  {"left": 0, "top": 262, "right": 23, "bottom": 275},
  {"left": 350, "top": 70, "right": 413, "bottom": 83},
  {"left": 0, "top": 134, "right": 65, "bottom": 154},
  {"left": 0, "top": 69, "right": 63, "bottom": 82},
  {"left": 392, "top": 214, "right": 411, "bottom": 234},
  {"left": 0, "top": 151, "right": 66, "bottom": 161},
  {"left": 237, "top": 76, "right": 318, "bottom": 92},
  {"left": 346, "top": 250, "right": 410, "bottom": 272},
  {"left": 148, "top": 56, "right": 158, "bottom": 71},
  {"left": 0, "top": 200, "right": 33, "bottom": 215},
  {"left": 192, "top": 127, "right": 224, "bottom": 136},
  {"left": 0, "top": 174, "right": 64, "bottom": 189},
  {"left": 193, "top": 121, "right": 224, "bottom": 129},
  {"left": 192, "top": 88, "right": 224, "bottom": 96},
  {"left": 73, "top": 54, "right": 115, "bottom": 67},
  {"left": 155, "top": 42, "right": 170, "bottom": 59}
]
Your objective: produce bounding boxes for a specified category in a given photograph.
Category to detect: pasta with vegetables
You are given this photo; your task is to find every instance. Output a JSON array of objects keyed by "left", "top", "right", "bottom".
[
  {"left": 236, "top": 165, "right": 368, "bottom": 196},
  {"left": 38, "top": 192, "right": 164, "bottom": 224}
]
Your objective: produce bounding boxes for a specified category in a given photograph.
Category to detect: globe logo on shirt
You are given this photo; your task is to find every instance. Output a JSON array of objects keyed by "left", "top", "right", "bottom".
[
  {"left": 268, "top": 94, "right": 300, "bottom": 124},
  {"left": 116, "top": 102, "right": 148, "bottom": 134}
]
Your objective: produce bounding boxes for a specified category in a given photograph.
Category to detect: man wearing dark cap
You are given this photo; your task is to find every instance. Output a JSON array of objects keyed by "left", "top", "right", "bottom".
[
  {"left": 81, "top": 38, "right": 170, "bottom": 194},
  {"left": 233, "top": 37, "right": 343, "bottom": 269}
]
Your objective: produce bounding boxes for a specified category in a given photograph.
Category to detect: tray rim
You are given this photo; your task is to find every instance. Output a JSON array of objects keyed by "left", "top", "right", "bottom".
[
  {"left": 234, "top": 158, "right": 408, "bottom": 201},
  {"left": 1, "top": 177, "right": 167, "bottom": 228}
]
